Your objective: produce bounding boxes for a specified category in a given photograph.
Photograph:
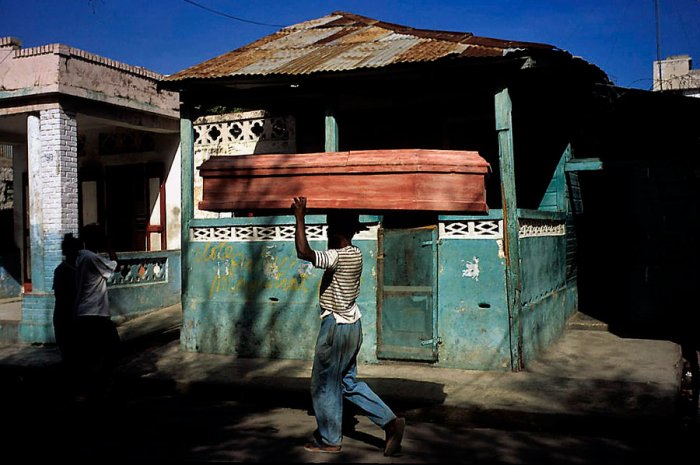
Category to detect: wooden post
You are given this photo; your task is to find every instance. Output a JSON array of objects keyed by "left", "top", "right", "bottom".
[
  {"left": 325, "top": 104, "right": 339, "bottom": 152},
  {"left": 180, "top": 103, "right": 194, "bottom": 292},
  {"left": 557, "top": 144, "right": 573, "bottom": 212},
  {"left": 495, "top": 88, "right": 523, "bottom": 372}
]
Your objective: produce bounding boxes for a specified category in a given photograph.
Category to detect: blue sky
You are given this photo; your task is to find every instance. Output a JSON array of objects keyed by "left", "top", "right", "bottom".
[{"left": 2, "top": 0, "right": 699, "bottom": 89}]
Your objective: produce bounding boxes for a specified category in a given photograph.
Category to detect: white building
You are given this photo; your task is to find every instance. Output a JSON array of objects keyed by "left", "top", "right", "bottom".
[
  {"left": 653, "top": 54, "right": 700, "bottom": 97},
  {"left": 0, "top": 37, "right": 182, "bottom": 343}
]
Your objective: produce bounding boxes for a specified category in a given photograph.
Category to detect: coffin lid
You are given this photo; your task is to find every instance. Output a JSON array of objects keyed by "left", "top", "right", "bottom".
[{"left": 198, "top": 149, "right": 490, "bottom": 177}]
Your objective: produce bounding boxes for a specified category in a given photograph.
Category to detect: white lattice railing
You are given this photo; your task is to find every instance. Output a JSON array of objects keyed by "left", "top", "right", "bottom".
[
  {"left": 439, "top": 219, "right": 565, "bottom": 240},
  {"left": 193, "top": 111, "right": 297, "bottom": 220},
  {"left": 440, "top": 220, "right": 503, "bottom": 239},
  {"left": 190, "top": 220, "right": 562, "bottom": 243},
  {"left": 191, "top": 224, "right": 380, "bottom": 242},
  {"left": 193, "top": 111, "right": 296, "bottom": 156},
  {"left": 518, "top": 219, "right": 566, "bottom": 238}
]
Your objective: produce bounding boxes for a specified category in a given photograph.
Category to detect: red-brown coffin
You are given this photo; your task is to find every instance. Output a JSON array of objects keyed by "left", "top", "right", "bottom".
[{"left": 197, "top": 149, "right": 490, "bottom": 212}]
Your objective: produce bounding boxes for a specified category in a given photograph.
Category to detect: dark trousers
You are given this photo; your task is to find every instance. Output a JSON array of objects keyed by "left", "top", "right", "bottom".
[{"left": 73, "top": 315, "right": 121, "bottom": 398}]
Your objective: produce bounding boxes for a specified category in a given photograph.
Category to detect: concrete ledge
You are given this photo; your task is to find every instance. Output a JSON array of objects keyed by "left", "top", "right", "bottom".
[{"left": 114, "top": 326, "right": 684, "bottom": 435}]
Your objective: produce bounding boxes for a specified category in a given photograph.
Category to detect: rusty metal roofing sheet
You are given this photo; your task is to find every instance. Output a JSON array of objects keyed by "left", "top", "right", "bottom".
[{"left": 165, "top": 11, "right": 557, "bottom": 81}]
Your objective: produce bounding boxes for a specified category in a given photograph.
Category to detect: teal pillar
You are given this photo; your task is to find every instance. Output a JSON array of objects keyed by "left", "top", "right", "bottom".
[
  {"left": 558, "top": 144, "right": 573, "bottom": 212},
  {"left": 325, "top": 104, "right": 338, "bottom": 152},
  {"left": 495, "top": 88, "right": 523, "bottom": 371},
  {"left": 180, "top": 107, "right": 194, "bottom": 295}
]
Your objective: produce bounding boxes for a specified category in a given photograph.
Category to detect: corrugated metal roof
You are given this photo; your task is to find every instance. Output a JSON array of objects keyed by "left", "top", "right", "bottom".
[{"left": 165, "top": 11, "right": 557, "bottom": 81}]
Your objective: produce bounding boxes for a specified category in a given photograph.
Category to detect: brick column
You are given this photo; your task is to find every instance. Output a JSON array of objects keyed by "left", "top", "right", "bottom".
[{"left": 21, "top": 106, "right": 79, "bottom": 343}]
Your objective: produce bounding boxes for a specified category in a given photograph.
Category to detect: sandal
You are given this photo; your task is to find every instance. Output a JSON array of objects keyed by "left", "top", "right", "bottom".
[{"left": 304, "top": 441, "right": 342, "bottom": 454}]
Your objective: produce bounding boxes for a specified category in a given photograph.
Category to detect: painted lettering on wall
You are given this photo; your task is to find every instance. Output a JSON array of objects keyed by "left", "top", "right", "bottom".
[{"left": 193, "top": 242, "right": 316, "bottom": 297}]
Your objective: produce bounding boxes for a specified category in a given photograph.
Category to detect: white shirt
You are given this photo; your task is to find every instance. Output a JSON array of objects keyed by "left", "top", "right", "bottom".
[{"left": 75, "top": 249, "right": 117, "bottom": 317}]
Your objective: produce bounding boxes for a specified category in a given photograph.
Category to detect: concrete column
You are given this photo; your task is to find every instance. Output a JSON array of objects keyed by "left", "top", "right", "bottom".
[
  {"left": 39, "top": 107, "right": 79, "bottom": 286},
  {"left": 27, "top": 113, "right": 45, "bottom": 290},
  {"left": 21, "top": 106, "right": 79, "bottom": 343}
]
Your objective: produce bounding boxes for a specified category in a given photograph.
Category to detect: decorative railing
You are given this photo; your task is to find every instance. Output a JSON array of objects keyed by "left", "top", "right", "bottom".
[
  {"left": 107, "top": 255, "right": 168, "bottom": 287},
  {"left": 440, "top": 220, "right": 503, "bottom": 239},
  {"left": 192, "top": 111, "right": 296, "bottom": 220},
  {"left": 190, "top": 224, "right": 380, "bottom": 242},
  {"left": 518, "top": 219, "right": 566, "bottom": 238},
  {"left": 439, "top": 210, "right": 565, "bottom": 240},
  {"left": 193, "top": 111, "right": 296, "bottom": 156},
  {"left": 189, "top": 220, "right": 564, "bottom": 242}
]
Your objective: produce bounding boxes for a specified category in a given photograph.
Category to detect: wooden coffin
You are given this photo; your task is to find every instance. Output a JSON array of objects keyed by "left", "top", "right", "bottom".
[{"left": 198, "top": 149, "right": 490, "bottom": 212}]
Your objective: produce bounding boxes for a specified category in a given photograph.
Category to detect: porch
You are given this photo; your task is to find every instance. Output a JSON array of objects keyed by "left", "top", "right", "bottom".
[
  {"left": 0, "top": 37, "right": 182, "bottom": 343},
  {"left": 0, "top": 249, "right": 181, "bottom": 345}
]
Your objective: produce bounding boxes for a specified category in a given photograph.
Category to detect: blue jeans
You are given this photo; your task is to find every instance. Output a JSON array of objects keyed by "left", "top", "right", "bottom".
[{"left": 311, "top": 315, "right": 396, "bottom": 446}]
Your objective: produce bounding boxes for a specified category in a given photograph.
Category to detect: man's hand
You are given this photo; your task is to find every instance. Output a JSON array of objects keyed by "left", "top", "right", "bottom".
[
  {"left": 106, "top": 240, "right": 118, "bottom": 262},
  {"left": 292, "top": 197, "right": 315, "bottom": 263},
  {"left": 292, "top": 196, "right": 307, "bottom": 219}
]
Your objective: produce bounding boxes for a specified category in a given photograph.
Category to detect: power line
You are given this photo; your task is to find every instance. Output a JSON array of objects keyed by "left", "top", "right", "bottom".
[{"left": 183, "top": 0, "right": 284, "bottom": 28}]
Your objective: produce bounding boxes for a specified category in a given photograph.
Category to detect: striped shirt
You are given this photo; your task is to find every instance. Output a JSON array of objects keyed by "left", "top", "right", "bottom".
[{"left": 314, "top": 246, "right": 363, "bottom": 324}]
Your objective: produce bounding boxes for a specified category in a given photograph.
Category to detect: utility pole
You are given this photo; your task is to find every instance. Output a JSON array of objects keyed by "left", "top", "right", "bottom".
[{"left": 655, "top": 0, "right": 664, "bottom": 90}]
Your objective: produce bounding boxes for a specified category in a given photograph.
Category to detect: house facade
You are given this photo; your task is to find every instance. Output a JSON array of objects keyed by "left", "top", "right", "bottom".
[
  {"left": 0, "top": 37, "right": 182, "bottom": 343},
  {"left": 162, "top": 12, "right": 622, "bottom": 371}
]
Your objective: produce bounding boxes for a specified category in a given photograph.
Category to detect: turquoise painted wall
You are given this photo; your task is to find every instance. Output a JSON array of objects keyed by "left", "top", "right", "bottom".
[
  {"left": 16, "top": 250, "right": 181, "bottom": 344},
  {"left": 18, "top": 293, "right": 54, "bottom": 342},
  {"left": 181, "top": 239, "right": 379, "bottom": 362},
  {"left": 519, "top": 233, "right": 576, "bottom": 367},
  {"left": 180, "top": 215, "right": 575, "bottom": 371},
  {"left": 436, "top": 237, "right": 510, "bottom": 370},
  {"left": 108, "top": 250, "right": 182, "bottom": 320}
]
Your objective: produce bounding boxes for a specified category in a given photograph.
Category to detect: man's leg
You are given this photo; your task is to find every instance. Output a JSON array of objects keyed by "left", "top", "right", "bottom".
[
  {"left": 309, "top": 316, "right": 344, "bottom": 447},
  {"left": 341, "top": 320, "right": 405, "bottom": 456},
  {"left": 340, "top": 322, "right": 395, "bottom": 427}
]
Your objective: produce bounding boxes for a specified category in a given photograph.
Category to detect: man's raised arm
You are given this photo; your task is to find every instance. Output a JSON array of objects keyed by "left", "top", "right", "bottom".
[{"left": 292, "top": 197, "right": 315, "bottom": 263}]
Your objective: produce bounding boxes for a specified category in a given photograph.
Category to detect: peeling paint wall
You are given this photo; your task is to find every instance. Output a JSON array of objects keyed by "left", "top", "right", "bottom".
[
  {"left": 0, "top": 41, "right": 178, "bottom": 118},
  {"left": 108, "top": 250, "right": 181, "bottom": 320},
  {"left": 437, "top": 237, "right": 510, "bottom": 370},
  {"left": 519, "top": 225, "right": 576, "bottom": 367},
  {"left": 181, "top": 213, "right": 575, "bottom": 371},
  {"left": 58, "top": 53, "right": 178, "bottom": 116},
  {"left": 181, "top": 238, "right": 378, "bottom": 362},
  {"left": 0, "top": 51, "right": 60, "bottom": 94}
]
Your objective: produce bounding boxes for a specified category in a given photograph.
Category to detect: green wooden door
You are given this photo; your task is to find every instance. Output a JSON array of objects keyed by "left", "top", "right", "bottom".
[{"left": 377, "top": 226, "right": 438, "bottom": 362}]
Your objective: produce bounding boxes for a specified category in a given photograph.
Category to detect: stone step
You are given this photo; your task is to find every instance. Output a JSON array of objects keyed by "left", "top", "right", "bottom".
[{"left": 566, "top": 311, "right": 609, "bottom": 331}]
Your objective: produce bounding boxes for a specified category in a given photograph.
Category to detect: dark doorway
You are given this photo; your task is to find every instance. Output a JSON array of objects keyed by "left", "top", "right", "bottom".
[{"left": 104, "top": 163, "right": 164, "bottom": 252}]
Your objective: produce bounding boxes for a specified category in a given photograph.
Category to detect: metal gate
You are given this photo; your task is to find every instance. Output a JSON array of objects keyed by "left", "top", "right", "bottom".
[{"left": 377, "top": 226, "right": 438, "bottom": 362}]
